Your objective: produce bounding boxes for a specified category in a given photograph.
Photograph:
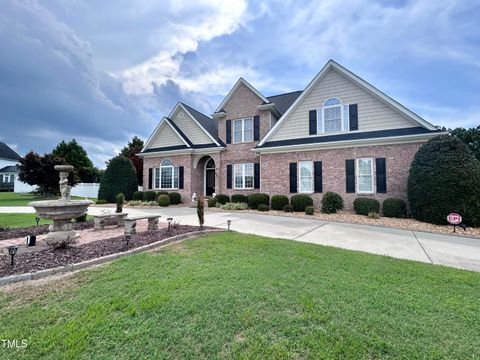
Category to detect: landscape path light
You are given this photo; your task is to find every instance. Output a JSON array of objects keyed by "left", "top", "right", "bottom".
[
  {"left": 167, "top": 217, "right": 173, "bottom": 231},
  {"left": 35, "top": 216, "right": 41, "bottom": 226},
  {"left": 8, "top": 246, "right": 18, "bottom": 266},
  {"left": 227, "top": 219, "right": 231, "bottom": 231}
]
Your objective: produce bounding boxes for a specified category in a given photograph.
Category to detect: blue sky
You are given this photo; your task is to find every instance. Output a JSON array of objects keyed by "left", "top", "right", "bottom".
[{"left": 1, "top": 0, "right": 479, "bottom": 167}]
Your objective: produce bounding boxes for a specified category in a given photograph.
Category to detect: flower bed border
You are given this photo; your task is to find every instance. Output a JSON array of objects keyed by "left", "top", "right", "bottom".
[{"left": 0, "top": 229, "right": 223, "bottom": 287}]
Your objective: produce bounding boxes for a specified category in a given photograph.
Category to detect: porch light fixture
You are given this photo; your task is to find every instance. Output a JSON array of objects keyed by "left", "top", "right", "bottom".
[
  {"left": 227, "top": 219, "right": 231, "bottom": 231},
  {"left": 8, "top": 246, "right": 18, "bottom": 266},
  {"left": 35, "top": 216, "right": 41, "bottom": 226},
  {"left": 167, "top": 217, "right": 173, "bottom": 231}
]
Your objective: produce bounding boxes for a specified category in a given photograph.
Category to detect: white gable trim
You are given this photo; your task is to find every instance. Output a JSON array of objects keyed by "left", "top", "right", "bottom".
[
  {"left": 258, "top": 60, "right": 438, "bottom": 146},
  {"left": 214, "top": 78, "right": 270, "bottom": 113},
  {"left": 170, "top": 103, "right": 220, "bottom": 146},
  {"left": 142, "top": 117, "right": 190, "bottom": 152}
]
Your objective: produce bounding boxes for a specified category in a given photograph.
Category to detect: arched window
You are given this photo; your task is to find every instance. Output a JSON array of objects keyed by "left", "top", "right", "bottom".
[
  {"left": 205, "top": 158, "right": 215, "bottom": 169},
  {"left": 323, "top": 97, "right": 342, "bottom": 132},
  {"left": 155, "top": 159, "right": 179, "bottom": 189}
]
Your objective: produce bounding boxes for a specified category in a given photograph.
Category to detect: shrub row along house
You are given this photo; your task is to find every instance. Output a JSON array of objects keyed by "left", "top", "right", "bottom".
[{"left": 138, "top": 60, "right": 443, "bottom": 210}]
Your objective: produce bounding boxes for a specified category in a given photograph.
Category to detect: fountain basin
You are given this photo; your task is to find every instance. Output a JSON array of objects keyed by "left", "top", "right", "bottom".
[{"left": 28, "top": 199, "right": 93, "bottom": 220}]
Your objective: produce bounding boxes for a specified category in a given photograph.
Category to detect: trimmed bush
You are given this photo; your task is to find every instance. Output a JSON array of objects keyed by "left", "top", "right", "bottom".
[
  {"left": 321, "top": 192, "right": 344, "bottom": 214},
  {"left": 168, "top": 192, "right": 182, "bottom": 205},
  {"left": 156, "top": 191, "right": 168, "bottom": 199},
  {"left": 98, "top": 156, "right": 138, "bottom": 202},
  {"left": 258, "top": 203, "right": 269, "bottom": 212},
  {"left": 132, "top": 191, "right": 143, "bottom": 201},
  {"left": 383, "top": 198, "right": 407, "bottom": 218},
  {"left": 283, "top": 204, "right": 294, "bottom": 213},
  {"left": 143, "top": 191, "right": 157, "bottom": 202},
  {"left": 231, "top": 194, "right": 248, "bottom": 203},
  {"left": 248, "top": 193, "right": 270, "bottom": 209},
  {"left": 305, "top": 206, "right": 315, "bottom": 215},
  {"left": 368, "top": 212, "right": 380, "bottom": 219},
  {"left": 215, "top": 194, "right": 230, "bottom": 205},
  {"left": 157, "top": 194, "right": 170, "bottom": 207},
  {"left": 207, "top": 198, "right": 217, "bottom": 208},
  {"left": 291, "top": 194, "right": 313, "bottom": 212},
  {"left": 222, "top": 202, "right": 248, "bottom": 210},
  {"left": 95, "top": 199, "right": 108, "bottom": 205},
  {"left": 271, "top": 195, "right": 289, "bottom": 211},
  {"left": 116, "top": 193, "right": 124, "bottom": 213},
  {"left": 354, "top": 197, "right": 380, "bottom": 216},
  {"left": 408, "top": 135, "right": 480, "bottom": 226}
]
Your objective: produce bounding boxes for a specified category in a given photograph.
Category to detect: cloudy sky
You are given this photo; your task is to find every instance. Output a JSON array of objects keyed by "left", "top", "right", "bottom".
[{"left": 1, "top": 0, "right": 479, "bottom": 167}]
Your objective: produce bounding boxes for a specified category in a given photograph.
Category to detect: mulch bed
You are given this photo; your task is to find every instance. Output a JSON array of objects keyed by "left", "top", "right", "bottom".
[
  {"left": 0, "top": 220, "right": 96, "bottom": 241},
  {"left": 0, "top": 225, "right": 205, "bottom": 277}
]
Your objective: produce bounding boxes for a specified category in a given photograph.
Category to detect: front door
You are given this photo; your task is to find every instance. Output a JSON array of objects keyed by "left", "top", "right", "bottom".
[{"left": 205, "top": 169, "right": 215, "bottom": 196}]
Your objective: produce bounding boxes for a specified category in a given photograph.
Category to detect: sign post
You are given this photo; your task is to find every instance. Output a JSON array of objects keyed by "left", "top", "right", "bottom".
[{"left": 447, "top": 213, "right": 462, "bottom": 233}]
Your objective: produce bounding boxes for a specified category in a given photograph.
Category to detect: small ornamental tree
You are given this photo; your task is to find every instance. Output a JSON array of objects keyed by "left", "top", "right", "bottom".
[
  {"left": 197, "top": 195, "right": 205, "bottom": 228},
  {"left": 120, "top": 136, "right": 144, "bottom": 186},
  {"left": 408, "top": 135, "right": 480, "bottom": 226},
  {"left": 98, "top": 156, "right": 138, "bottom": 202},
  {"left": 52, "top": 139, "right": 94, "bottom": 182}
]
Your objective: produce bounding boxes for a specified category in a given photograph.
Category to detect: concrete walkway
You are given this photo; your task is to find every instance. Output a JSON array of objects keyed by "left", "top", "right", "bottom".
[{"left": 2, "top": 206, "right": 479, "bottom": 272}]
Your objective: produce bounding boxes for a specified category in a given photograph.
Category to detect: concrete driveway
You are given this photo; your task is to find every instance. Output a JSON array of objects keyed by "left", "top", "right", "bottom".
[{"left": 2, "top": 205, "right": 479, "bottom": 272}]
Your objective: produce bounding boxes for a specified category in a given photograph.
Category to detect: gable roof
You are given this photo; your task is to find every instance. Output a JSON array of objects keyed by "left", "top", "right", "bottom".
[
  {"left": 214, "top": 77, "right": 270, "bottom": 113},
  {"left": 0, "top": 165, "right": 18, "bottom": 173},
  {"left": 0, "top": 142, "right": 20, "bottom": 161},
  {"left": 258, "top": 59, "right": 438, "bottom": 146},
  {"left": 142, "top": 116, "right": 192, "bottom": 152},
  {"left": 266, "top": 90, "right": 302, "bottom": 115}
]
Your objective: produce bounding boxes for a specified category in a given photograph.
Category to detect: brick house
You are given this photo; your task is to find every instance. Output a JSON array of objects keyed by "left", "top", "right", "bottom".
[{"left": 138, "top": 60, "right": 443, "bottom": 210}]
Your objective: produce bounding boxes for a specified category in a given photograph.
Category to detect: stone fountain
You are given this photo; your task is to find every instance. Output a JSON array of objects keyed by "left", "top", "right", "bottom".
[{"left": 29, "top": 165, "right": 93, "bottom": 247}]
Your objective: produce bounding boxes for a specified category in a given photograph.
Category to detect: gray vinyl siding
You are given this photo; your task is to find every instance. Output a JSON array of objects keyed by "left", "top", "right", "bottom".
[
  {"left": 148, "top": 122, "right": 185, "bottom": 148},
  {"left": 270, "top": 68, "right": 416, "bottom": 141},
  {"left": 171, "top": 108, "right": 212, "bottom": 144}
]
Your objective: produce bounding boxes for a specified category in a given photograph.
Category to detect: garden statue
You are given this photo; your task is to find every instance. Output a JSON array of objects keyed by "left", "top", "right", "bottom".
[{"left": 59, "top": 170, "right": 71, "bottom": 200}]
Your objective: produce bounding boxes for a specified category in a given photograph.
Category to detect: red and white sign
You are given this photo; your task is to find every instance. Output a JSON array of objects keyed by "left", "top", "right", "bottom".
[{"left": 447, "top": 213, "right": 462, "bottom": 225}]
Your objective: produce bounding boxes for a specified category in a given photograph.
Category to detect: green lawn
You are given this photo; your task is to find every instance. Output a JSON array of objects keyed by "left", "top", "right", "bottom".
[
  {"left": 0, "top": 213, "right": 52, "bottom": 229},
  {"left": 0, "top": 192, "right": 94, "bottom": 207},
  {"left": 1, "top": 232, "right": 479, "bottom": 359}
]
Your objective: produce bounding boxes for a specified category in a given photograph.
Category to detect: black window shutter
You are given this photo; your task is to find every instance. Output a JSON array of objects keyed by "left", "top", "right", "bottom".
[
  {"left": 254, "top": 116, "right": 260, "bottom": 141},
  {"left": 314, "top": 161, "right": 323, "bottom": 193},
  {"left": 226, "top": 164, "right": 232, "bottom": 189},
  {"left": 254, "top": 162, "right": 260, "bottom": 189},
  {"left": 148, "top": 168, "right": 153, "bottom": 189},
  {"left": 309, "top": 110, "right": 317, "bottom": 135},
  {"left": 179, "top": 166, "right": 184, "bottom": 189},
  {"left": 226, "top": 120, "right": 232, "bottom": 144},
  {"left": 346, "top": 159, "right": 355, "bottom": 193},
  {"left": 289, "top": 163, "right": 297, "bottom": 193},
  {"left": 349, "top": 104, "right": 358, "bottom": 131},
  {"left": 376, "top": 158, "right": 386, "bottom": 193}
]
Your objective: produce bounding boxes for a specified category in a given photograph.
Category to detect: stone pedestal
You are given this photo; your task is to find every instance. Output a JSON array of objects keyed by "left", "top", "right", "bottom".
[{"left": 45, "top": 219, "right": 79, "bottom": 247}]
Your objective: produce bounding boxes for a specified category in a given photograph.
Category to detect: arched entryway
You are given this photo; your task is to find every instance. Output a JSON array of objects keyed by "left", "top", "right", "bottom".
[{"left": 204, "top": 157, "right": 216, "bottom": 196}]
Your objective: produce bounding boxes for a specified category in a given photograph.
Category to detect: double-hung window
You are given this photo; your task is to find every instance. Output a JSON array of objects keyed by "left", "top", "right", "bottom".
[
  {"left": 155, "top": 159, "right": 179, "bottom": 189},
  {"left": 234, "top": 163, "right": 254, "bottom": 189},
  {"left": 317, "top": 98, "right": 349, "bottom": 134},
  {"left": 233, "top": 117, "right": 253, "bottom": 143},
  {"left": 299, "top": 161, "right": 314, "bottom": 193},
  {"left": 356, "top": 158, "right": 374, "bottom": 193}
]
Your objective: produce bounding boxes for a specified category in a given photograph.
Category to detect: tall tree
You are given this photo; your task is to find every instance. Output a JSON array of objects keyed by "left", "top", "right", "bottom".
[
  {"left": 120, "top": 136, "right": 144, "bottom": 185},
  {"left": 18, "top": 152, "right": 77, "bottom": 195},
  {"left": 450, "top": 126, "right": 480, "bottom": 161},
  {"left": 98, "top": 156, "right": 138, "bottom": 202},
  {"left": 52, "top": 139, "right": 95, "bottom": 182}
]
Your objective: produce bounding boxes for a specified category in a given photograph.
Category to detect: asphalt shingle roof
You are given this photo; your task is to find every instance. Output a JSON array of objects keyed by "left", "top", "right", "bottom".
[
  {"left": 266, "top": 90, "right": 303, "bottom": 115},
  {"left": 0, "top": 142, "right": 20, "bottom": 161},
  {"left": 0, "top": 165, "right": 18, "bottom": 173}
]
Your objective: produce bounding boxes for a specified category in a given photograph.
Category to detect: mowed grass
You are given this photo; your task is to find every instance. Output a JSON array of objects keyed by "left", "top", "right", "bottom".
[
  {"left": 0, "top": 192, "right": 93, "bottom": 207},
  {"left": 0, "top": 213, "right": 53, "bottom": 229},
  {"left": 0, "top": 232, "right": 479, "bottom": 359}
]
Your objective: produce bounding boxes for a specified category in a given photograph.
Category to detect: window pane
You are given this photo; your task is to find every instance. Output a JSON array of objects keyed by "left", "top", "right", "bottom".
[
  {"left": 244, "top": 118, "right": 253, "bottom": 142},
  {"left": 244, "top": 163, "right": 254, "bottom": 176},
  {"left": 324, "top": 98, "right": 341, "bottom": 106},
  {"left": 358, "top": 175, "right": 372, "bottom": 192},
  {"left": 155, "top": 168, "right": 160, "bottom": 188},
  {"left": 300, "top": 178, "right": 312, "bottom": 192},
  {"left": 161, "top": 159, "right": 172, "bottom": 166},
  {"left": 358, "top": 158, "right": 372, "bottom": 175},
  {"left": 299, "top": 162, "right": 313, "bottom": 192},
  {"left": 244, "top": 176, "right": 254, "bottom": 188},
  {"left": 300, "top": 162, "right": 313, "bottom": 177},
  {"left": 161, "top": 167, "right": 173, "bottom": 189},
  {"left": 233, "top": 120, "right": 242, "bottom": 142},
  {"left": 324, "top": 106, "right": 342, "bottom": 132},
  {"left": 174, "top": 167, "right": 179, "bottom": 188},
  {"left": 234, "top": 164, "right": 243, "bottom": 188}
]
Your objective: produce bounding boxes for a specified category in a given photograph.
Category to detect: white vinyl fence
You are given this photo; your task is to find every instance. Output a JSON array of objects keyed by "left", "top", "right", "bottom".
[
  {"left": 70, "top": 183, "right": 100, "bottom": 199},
  {"left": 14, "top": 178, "right": 37, "bottom": 193}
]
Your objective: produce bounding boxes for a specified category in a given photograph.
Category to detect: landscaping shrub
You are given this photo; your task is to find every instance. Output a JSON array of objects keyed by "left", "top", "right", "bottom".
[
  {"left": 383, "top": 198, "right": 407, "bottom": 218},
  {"left": 258, "top": 203, "right": 269, "bottom": 212},
  {"left": 215, "top": 194, "right": 230, "bottom": 205},
  {"left": 207, "top": 198, "right": 217, "bottom": 208},
  {"left": 283, "top": 204, "right": 294, "bottom": 213},
  {"left": 156, "top": 191, "right": 168, "bottom": 199},
  {"left": 305, "top": 206, "right": 315, "bottom": 215},
  {"left": 116, "top": 193, "right": 124, "bottom": 213},
  {"left": 222, "top": 202, "right": 248, "bottom": 210},
  {"left": 248, "top": 193, "right": 270, "bottom": 209},
  {"left": 98, "top": 156, "right": 138, "bottom": 202},
  {"left": 127, "top": 200, "right": 143, "bottom": 206},
  {"left": 321, "top": 192, "right": 344, "bottom": 214},
  {"left": 132, "top": 191, "right": 143, "bottom": 201},
  {"left": 231, "top": 194, "right": 248, "bottom": 203},
  {"left": 271, "top": 195, "right": 289, "bottom": 210},
  {"left": 168, "top": 192, "right": 182, "bottom": 205},
  {"left": 95, "top": 199, "right": 108, "bottom": 205},
  {"left": 143, "top": 191, "right": 157, "bottom": 202},
  {"left": 157, "top": 194, "right": 170, "bottom": 207},
  {"left": 354, "top": 197, "right": 380, "bottom": 216},
  {"left": 368, "top": 211, "right": 380, "bottom": 219},
  {"left": 291, "top": 194, "right": 313, "bottom": 212},
  {"left": 408, "top": 135, "right": 480, "bottom": 226}
]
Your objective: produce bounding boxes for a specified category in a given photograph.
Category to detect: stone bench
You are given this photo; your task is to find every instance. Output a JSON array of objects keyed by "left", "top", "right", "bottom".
[
  {"left": 93, "top": 213, "right": 127, "bottom": 230},
  {"left": 124, "top": 215, "right": 161, "bottom": 235}
]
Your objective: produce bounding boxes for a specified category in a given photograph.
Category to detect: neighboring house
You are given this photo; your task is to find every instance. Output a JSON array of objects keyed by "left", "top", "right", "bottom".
[
  {"left": 0, "top": 142, "right": 20, "bottom": 191},
  {"left": 138, "top": 60, "right": 443, "bottom": 209}
]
